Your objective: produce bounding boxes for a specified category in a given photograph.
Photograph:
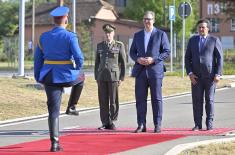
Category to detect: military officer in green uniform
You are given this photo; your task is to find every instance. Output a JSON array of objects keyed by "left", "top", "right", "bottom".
[{"left": 95, "top": 24, "right": 126, "bottom": 130}]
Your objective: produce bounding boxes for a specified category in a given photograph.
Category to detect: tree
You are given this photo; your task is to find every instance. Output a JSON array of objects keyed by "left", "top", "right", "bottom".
[
  {"left": 123, "top": 0, "right": 163, "bottom": 27},
  {"left": 0, "top": 1, "right": 19, "bottom": 37},
  {"left": 213, "top": 0, "right": 235, "bottom": 17},
  {"left": 0, "top": 1, "right": 19, "bottom": 62},
  {"left": 76, "top": 23, "right": 92, "bottom": 61},
  {"left": 173, "top": 0, "right": 199, "bottom": 36}
]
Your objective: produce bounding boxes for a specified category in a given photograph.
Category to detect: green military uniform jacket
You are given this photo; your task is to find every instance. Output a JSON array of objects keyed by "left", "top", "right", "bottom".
[{"left": 95, "top": 40, "right": 126, "bottom": 81}]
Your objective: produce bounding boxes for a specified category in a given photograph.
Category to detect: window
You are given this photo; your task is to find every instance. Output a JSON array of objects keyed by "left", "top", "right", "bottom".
[
  {"left": 231, "top": 18, "right": 235, "bottom": 31},
  {"left": 115, "top": 0, "right": 127, "bottom": 7},
  {"left": 208, "top": 18, "right": 220, "bottom": 33}
]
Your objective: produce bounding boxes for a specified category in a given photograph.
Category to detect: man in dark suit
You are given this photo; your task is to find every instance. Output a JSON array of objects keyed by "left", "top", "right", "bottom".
[
  {"left": 185, "top": 19, "right": 223, "bottom": 131},
  {"left": 130, "top": 11, "right": 170, "bottom": 133},
  {"left": 95, "top": 24, "right": 126, "bottom": 130}
]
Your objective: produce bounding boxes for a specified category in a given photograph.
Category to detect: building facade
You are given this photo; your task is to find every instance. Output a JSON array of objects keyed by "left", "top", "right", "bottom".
[{"left": 200, "top": 0, "right": 235, "bottom": 49}]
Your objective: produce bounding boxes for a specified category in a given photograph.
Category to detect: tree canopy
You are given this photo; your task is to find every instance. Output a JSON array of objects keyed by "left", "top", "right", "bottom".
[
  {"left": 123, "top": 0, "right": 163, "bottom": 26},
  {"left": 0, "top": 1, "right": 19, "bottom": 37},
  {"left": 214, "top": 0, "right": 235, "bottom": 17}
]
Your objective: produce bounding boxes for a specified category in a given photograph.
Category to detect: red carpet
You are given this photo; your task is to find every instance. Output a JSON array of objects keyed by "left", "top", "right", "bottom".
[
  {"left": 0, "top": 128, "right": 233, "bottom": 155},
  {"left": 0, "top": 134, "right": 184, "bottom": 155}
]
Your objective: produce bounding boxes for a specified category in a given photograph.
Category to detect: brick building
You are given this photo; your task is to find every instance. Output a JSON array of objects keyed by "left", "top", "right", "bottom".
[{"left": 200, "top": 0, "right": 235, "bottom": 49}]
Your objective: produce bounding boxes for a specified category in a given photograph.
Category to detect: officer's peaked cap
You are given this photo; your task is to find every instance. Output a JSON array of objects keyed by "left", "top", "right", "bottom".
[
  {"left": 50, "top": 6, "right": 69, "bottom": 17},
  {"left": 103, "top": 24, "right": 116, "bottom": 33}
]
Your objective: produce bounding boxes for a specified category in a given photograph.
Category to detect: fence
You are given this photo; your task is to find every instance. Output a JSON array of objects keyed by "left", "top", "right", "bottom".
[{"left": 1, "top": 34, "right": 235, "bottom": 74}]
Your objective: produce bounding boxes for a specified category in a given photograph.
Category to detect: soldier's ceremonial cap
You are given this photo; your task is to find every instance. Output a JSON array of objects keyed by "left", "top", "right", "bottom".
[
  {"left": 103, "top": 24, "right": 116, "bottom": 33},
  {"left": 50, "top": 6, "right": 69, "bottom": 17}
]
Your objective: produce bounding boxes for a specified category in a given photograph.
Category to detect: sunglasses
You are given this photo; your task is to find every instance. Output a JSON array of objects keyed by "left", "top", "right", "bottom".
[
  {"left": 198, "top": 26, "right": 207, "bottom": 29},
  {"left": 143, "top": 18, "right": 153, "bottom": 21}
]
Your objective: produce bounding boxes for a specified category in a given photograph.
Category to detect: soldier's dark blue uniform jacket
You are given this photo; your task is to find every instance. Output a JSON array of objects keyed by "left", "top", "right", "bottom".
[{"left": 34, "top": 26, "right": 84, "bottom": 84}]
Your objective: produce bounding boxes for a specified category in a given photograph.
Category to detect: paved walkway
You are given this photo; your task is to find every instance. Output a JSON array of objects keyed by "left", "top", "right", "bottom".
[{"left": 0, "top": 87, "right": 235, "bottom": 154}]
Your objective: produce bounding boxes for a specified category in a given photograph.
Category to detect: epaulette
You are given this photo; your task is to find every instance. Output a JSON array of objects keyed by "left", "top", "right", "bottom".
[
  {"left": 116, "top": 40, "right": 124, "bottom": 45},
  {"left": 67, "top": 30, "right": 77, "bottom": 35}
]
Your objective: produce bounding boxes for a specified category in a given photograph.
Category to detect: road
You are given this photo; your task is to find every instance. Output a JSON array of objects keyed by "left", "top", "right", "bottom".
[{"left": 0, "top": 87, "right": 235, "bottom": 154}]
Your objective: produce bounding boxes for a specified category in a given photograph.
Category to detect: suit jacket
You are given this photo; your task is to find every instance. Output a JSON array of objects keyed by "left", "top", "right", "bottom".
[
  {"left": 129, "top": 27, "right": 170, "bottom": 78},
  {"left": 94, "top": 40, "right": 126, "bottom": 81},
  {"left": 34, "top": 26, "right": 84, "bottom": 83},
  {"left": 185, "top": 34, "right": 223, "bottom": 78}
]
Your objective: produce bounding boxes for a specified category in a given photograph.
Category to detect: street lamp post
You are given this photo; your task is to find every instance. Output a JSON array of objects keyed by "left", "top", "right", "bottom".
[
  {"left": 18, "top": 0, "right": 25, "bottom": 76},
  {"left": 32, "top": 0, "right": 35, "bottom": 51},
  {"left": 72, "top": 0, "right": 76, "bottom": 33}
]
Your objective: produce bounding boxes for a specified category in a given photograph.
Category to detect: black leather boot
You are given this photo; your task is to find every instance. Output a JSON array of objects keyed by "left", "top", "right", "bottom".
[
  {"left": 48, "top": 117, "right": 63, "bottom": 152},
  {"left": 66, "top": 82, "right": 83, "bottom": 116}
]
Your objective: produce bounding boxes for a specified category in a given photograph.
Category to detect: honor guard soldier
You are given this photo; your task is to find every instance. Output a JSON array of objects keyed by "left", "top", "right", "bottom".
[
  {"left": 34, "top": 6, "right": 84, "bottom": 152},
  {"left": 95, "top": 24, "right": 126, "bottom": 130}
]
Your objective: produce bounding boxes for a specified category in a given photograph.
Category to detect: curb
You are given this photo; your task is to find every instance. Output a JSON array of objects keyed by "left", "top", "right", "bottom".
[
  {"left": 227, "top": 82, "right": 235, "bottom": 88},
  {"left": 165, "top": 137, "right": 235, "bottom": 155},
  {"left": 0, "top": 107, "right": 99, "bottom": 127}
]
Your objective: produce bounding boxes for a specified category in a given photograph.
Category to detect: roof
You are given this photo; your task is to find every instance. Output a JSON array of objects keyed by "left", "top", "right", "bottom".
[{"left": 25, "top": 0, "right": 118, "bottom": 25}]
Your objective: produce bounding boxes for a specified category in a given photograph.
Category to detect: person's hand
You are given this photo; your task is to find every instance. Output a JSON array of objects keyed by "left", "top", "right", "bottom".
[
  {"left": 137, "top": 57, "right": 154, "bottom": 66},
  {"left": 118, "top": 80, "right": 121, "bottom": 86},
  {"left": 214, "top": 75, "right": 220, "bottom": 83},
  {"left": 145, "top": 57, "right": 154, "bottom": 65},
  {"left": 189, "top": 73, "right": 198, "bottom": 85},
  {"left": 78, "top": 72, "right": 85, "bottom": 81},
  {"left": 137, "top": 57, "right": 148, "bottom": 65}
]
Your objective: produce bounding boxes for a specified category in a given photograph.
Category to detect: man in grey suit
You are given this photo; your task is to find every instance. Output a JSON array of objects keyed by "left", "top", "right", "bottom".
[
  {"left": 95, "top": 24, "right": 126, "bottom": 130},
  {"left": 185, "top": 19, "right": 223, "bottom": 131}
]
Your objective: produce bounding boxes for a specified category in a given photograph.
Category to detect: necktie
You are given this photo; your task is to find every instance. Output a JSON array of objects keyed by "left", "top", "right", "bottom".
[
  {"left": 107, "top": 42, "right": 111, "bottom": 49},
  {"left": 199, "top": 37, "right": 205, "bottom": 52}
]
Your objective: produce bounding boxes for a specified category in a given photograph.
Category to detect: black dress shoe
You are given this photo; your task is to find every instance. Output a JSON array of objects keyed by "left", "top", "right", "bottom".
[
  {"left": 98, "top": 125, "right": 107, "bottom": 130},
  {"left": 50, "top": 142, "right": 63, "bottom": 152},
  {"left": 154, "top": 126, "right": 161, "bottom": 133},
  {"left": 207, "top": 127, "right": 213, "bottom": 131},
  {"left": 134, "top": 126, "right": 146, "bottom": 133},
  {"left": 192, "top": 125, "right": 202, "bottom": 131},
  {"left": 65, "top": 106, "right": 79, "bottom": 116},
  {"left": 98, "top": 124, "right": 116, "bottom": 130},
  {"left": 106, "top": 123, "right": 116, "bottom": 130}
]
